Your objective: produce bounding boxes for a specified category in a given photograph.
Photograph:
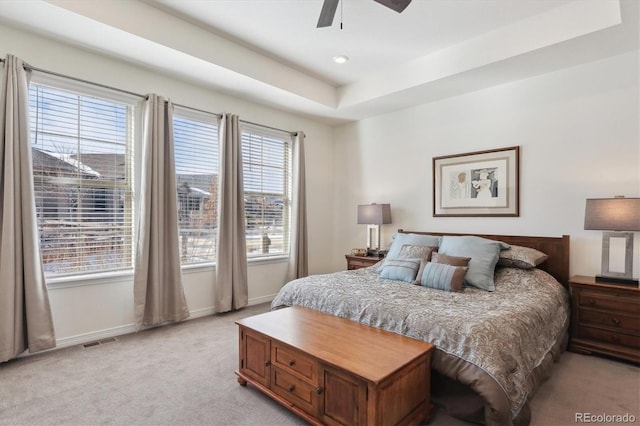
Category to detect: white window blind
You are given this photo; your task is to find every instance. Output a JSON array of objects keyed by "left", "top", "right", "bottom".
[
  {"left": 173, "top": 109, "right": 219, "bottom": 265},
  {"left": 29, "top": 82, "right": 135, "bottom": 277},
  {"left": 241, "top": 124, "right": 292, "bottom": 258}
]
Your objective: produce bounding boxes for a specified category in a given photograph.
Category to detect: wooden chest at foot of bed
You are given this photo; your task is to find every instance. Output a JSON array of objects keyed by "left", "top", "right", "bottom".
[{"left": 235, "top": 306, "right": 435, "bottom": 426}]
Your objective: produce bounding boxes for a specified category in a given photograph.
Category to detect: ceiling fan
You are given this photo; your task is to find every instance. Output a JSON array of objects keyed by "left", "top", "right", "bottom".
[{"left": 317, "top": 0, "right": 412, "bottom": 28}]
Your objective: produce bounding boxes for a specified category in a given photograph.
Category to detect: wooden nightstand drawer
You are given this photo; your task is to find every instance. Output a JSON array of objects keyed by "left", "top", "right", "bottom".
[
  {"left": 578, "top": 325, "right": 640, "bottom": 349},
  {"left": 569, "top": 276, "right": 640, "bottom": 363},
  {"left": 578, "top": 291, "right": 639, "bottom": 315},
  {"left": 579, "top": 309, "right": 640, "bottom": 333},
  {"left": 345, "top": 254, "right": 383, "bottom": 270},
  {"left": 272, "top": 342, "right": 317, "bottom": 383}
]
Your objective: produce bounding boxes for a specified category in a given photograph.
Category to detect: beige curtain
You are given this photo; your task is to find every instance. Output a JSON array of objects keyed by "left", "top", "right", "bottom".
[
  {"left": 215, "top": 113, "right": 248, "bottom": 312},
  {"left": 133, "top": 94, "right": 189, "bottom": 329},
  {"left": 287, "top": 131, "right": 308, "bottom": 281},
  {"left": 0, "top": 55, "right": 55, "bottom": 362}
]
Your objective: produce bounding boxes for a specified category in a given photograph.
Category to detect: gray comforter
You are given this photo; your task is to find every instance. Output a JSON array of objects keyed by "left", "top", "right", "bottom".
[{"left": 271, "top": 265, "right": 569, "bottom": 425}]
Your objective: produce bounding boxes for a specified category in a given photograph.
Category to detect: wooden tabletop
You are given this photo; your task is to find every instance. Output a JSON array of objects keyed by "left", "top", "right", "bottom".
[{"left": 237, "top": 306, "right": 434, "bottom": 384}]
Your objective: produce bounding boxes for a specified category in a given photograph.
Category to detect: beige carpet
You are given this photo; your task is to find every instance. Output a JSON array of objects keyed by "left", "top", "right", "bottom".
[{"left": 1, "top": 303, "right": 638, "bottom": 426}]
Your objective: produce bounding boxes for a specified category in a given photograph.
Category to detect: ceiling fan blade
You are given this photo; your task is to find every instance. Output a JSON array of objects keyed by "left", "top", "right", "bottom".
[
  {"left": 373, "top": 0, "right": 412, "bottom": 13},
  {"left": 317, "top": 0, "right": 339, "bottom": 28}
]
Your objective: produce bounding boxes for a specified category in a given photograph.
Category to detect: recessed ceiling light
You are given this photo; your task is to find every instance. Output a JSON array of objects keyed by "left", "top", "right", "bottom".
[{"left": 332, "top": 55, "right": 349, "bottom": 64}]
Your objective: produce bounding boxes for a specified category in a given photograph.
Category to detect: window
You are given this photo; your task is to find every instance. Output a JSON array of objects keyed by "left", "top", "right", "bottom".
[
  {"left": 241, "top": 124, "right": 292, "bottom": 258},
  {"left": 29, "top": 79, "right": 136, "bottom": 277},
  {"left": 173, "top": 109, "right": 219, "bottom": 265}
]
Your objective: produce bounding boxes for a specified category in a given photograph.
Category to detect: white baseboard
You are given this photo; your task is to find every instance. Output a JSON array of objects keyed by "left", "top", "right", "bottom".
[
  {"left": 55, "top": 324, "right": 138, "bottom": 349},
  {"left": 248, "top": 293, "right": 278, "bottom": 306},
  {"left": 51, "top": 294, "right": 278, "bottom": 350}
]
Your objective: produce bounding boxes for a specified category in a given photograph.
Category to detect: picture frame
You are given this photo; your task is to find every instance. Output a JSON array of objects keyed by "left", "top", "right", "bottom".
[{"left": 433, "top": 146, "right": 520, "bottom": 217}]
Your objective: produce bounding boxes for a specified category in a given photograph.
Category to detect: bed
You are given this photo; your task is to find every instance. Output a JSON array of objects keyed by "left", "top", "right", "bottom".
[{"left": 271, "top": 230, "right": 571, "bottom": 426}]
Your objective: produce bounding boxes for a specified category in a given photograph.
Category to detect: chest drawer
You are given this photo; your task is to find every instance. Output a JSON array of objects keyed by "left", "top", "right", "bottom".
[
  {"left": 272, "top": 342, "right": 318, "bottom": 383},
  {"left": 578, "top": 325, "right": 640, "bottom": 349},
  {"left": 578, "top": 291, "right": 639, "bottom": 315},
  {"left": 272, "top": 368, "right": 319, "bottom": 416},
  {"left": 579, "top": 309, "right": 640, "bottom": 334}
]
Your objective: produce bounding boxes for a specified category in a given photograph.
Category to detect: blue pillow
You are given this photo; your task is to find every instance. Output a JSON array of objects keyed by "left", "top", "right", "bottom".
[
  {"left": 419, "top": 262, "right": 468, "bottom": 292},
  {"left": 379, "top": 258, "right": 422, "bottom": 283},
  {"left": 437, "top": 236, "right": 507, "bottom": 291}
]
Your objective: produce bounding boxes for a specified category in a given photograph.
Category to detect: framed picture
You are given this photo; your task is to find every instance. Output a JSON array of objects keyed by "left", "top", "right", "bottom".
[{"left": 433, "top": 146, "right": 520, "bottom": 217}]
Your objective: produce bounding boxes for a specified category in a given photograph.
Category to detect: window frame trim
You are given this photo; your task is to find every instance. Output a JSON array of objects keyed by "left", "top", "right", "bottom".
[
  {"left": 240, "top": 124, "right": 293, "bottom": 260},
  {"left": 29, "top": 72, "right": 142, "bottom": 280}
]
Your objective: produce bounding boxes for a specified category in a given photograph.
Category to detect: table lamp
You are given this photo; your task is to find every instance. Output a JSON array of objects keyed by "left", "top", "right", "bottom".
[
  {"left": 584, "top": 196, "right": 640, "bottom": 285},
  {"left": 357, "top": 203, "right": 391, "bottom": 255}
]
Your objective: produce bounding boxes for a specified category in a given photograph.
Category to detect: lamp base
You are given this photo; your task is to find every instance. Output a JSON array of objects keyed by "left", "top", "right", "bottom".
[{"left": 595, "top": 275, "right": 639, "bottom": 286}]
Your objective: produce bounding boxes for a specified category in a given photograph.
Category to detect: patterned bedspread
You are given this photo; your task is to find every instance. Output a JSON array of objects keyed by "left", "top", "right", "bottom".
[{"left": 271, "top": 265, "right": 569, "bottom": 421}]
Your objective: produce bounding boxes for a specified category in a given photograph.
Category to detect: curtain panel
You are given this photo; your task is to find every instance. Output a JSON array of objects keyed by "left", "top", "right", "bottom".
[
  {"left": 133, "top": 94, "right": 189, "bottom": 329},
  {"left": 287, "top": 131, "right": 308, "bottom": 281},
  {"left": 0, "top": 54, "right": 55, "bottom": 362},
  {"left": 215, "top": 113, "right": 248, "bottom": 312}
]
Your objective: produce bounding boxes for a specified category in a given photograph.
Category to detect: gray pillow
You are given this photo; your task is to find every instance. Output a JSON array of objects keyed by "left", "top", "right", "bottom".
[
  {"left": 379, "top": 258, "right": 422, "bottom": 283},
  {"left": 376, "top": 233, "right": 441, "bottom": 271},
  {"left": 437, "top": 235, "right": 506, "bottom": 291},
  {"left": 497, "top": 245, "right": 548, "bottom": 269},
  {"left": 398, "top": 244, "right": 437, "bottom": 261},
  {"left": 419, "top": 262, "right": 468, "bottom": 292}
]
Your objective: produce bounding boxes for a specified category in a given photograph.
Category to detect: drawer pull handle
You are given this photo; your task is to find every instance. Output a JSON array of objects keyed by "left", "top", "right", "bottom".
[
  {"left": 264, "top": 360, "right": 271, "bottom": 367},
  {"left": 288, "top": 385, "right": 295, "bottom": 392},
  {"left": 288, "top": 360, "right": 295, "bottom": 367},
  {"left": 611, "top": 335, "right": 620, "bottom": 343},
  {"left": 612, "top": 318, "right": 620, "bottom": 325},
  {"left": 316, "top": 387, "right": 323, "bottom": 395},
  {"left": 587, "top": 299, "right": 596, "bottom": 306}
]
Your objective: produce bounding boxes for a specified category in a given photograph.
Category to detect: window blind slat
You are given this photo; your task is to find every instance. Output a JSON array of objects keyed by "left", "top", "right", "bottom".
[
  {"left": 173, "top": 112, "right": 219, "bottom": 265},
  {"left": 30, "top": 84, "right": 135, "bottom": 277},
  {"left": 241, "top": 126, "right": 292, "bottom": 258}
]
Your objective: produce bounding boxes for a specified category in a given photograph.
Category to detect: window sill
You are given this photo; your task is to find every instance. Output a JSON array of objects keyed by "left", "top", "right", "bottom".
[
  {"left": 46, "top": 256, "right": 288, "bottom": 288},
  {"left": 248, "top": 255, "right": 288, "bottom": 265},
  {"left": 46, "top": 269, "right": 134, "bottom": 289}
]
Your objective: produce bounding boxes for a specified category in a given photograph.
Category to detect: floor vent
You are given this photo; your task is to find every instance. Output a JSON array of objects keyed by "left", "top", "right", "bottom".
[{"left": 82, "top": 337, "right": 118, "bottom": 348}]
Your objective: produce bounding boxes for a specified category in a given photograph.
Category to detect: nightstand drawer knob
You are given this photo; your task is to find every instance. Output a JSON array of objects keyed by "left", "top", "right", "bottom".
[
  {"left": 612, "top": 318, "right": 620, "bottom": 325},
  {"left": 288, "top": 360, "right": 295, "bottom": 367},
  {"left": 288, "top": 385, "right": 295, "bottom": 392},
  {"left": 587, "top": 299, "right": 596, "bottom": 306},
  {"left": 611, "top": 335, "right": 620, "bottom": 343}
]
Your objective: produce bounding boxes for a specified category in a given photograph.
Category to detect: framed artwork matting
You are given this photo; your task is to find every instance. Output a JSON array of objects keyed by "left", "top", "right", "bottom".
[{"left": 433, "top": 146, "right": 520, "bottom": 217}]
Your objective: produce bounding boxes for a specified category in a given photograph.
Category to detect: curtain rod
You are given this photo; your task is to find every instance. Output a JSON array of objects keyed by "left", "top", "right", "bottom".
[
  {"left": 1, "top": 58, "right": 296, "bottom": 135},
  {"left": 240, "top": 119, "right": 298, "bottom": 137}
]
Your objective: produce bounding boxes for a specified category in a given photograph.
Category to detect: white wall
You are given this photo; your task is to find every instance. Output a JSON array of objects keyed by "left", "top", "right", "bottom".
[
  {"left": 332, "top": 51, "right": 640, "bottom": 278},
  {"left": 0, "top": 23, "right": 335, "bottom": 347}
]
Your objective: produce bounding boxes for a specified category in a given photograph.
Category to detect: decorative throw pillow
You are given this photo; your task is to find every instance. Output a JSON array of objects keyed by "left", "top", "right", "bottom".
[
  {"left": 438, "top": 235, "right": 506, "bottom": 292},
  {"left": 431, "top": 252, "right": 471, "bottom": 267},
  {"left": 376, "top": 233, "right": 441, "bottom": 271},
  {"left": 419, "top": 262, "right": 468, "bottom": 292},
  {"left": 398, "top": 244, "right": 437, "bottom": 261},
  {"left": 497, "top": 245, "right": 548, "bottom": 269},
  {"left": 379, "top": 258, "right": 422, "bottom": 283}
]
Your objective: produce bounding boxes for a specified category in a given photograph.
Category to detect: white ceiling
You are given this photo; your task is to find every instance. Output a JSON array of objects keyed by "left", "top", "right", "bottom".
[{"left": 0, "top": 0, "right": 638, "bottom": 125}]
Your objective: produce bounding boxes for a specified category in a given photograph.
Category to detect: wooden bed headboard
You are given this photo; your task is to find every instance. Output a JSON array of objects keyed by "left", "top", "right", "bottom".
[{"left": 397, "top": 230, "right": 571, "bottom": 288}]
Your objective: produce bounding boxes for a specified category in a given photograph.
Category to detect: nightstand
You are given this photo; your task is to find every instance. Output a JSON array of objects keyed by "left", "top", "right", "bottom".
[
  {"left": 345, "top": 254, "right": 384, "bottom": 270},
  {"left": 569, "top": 275, "right": 639, "bottom": 363}
]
